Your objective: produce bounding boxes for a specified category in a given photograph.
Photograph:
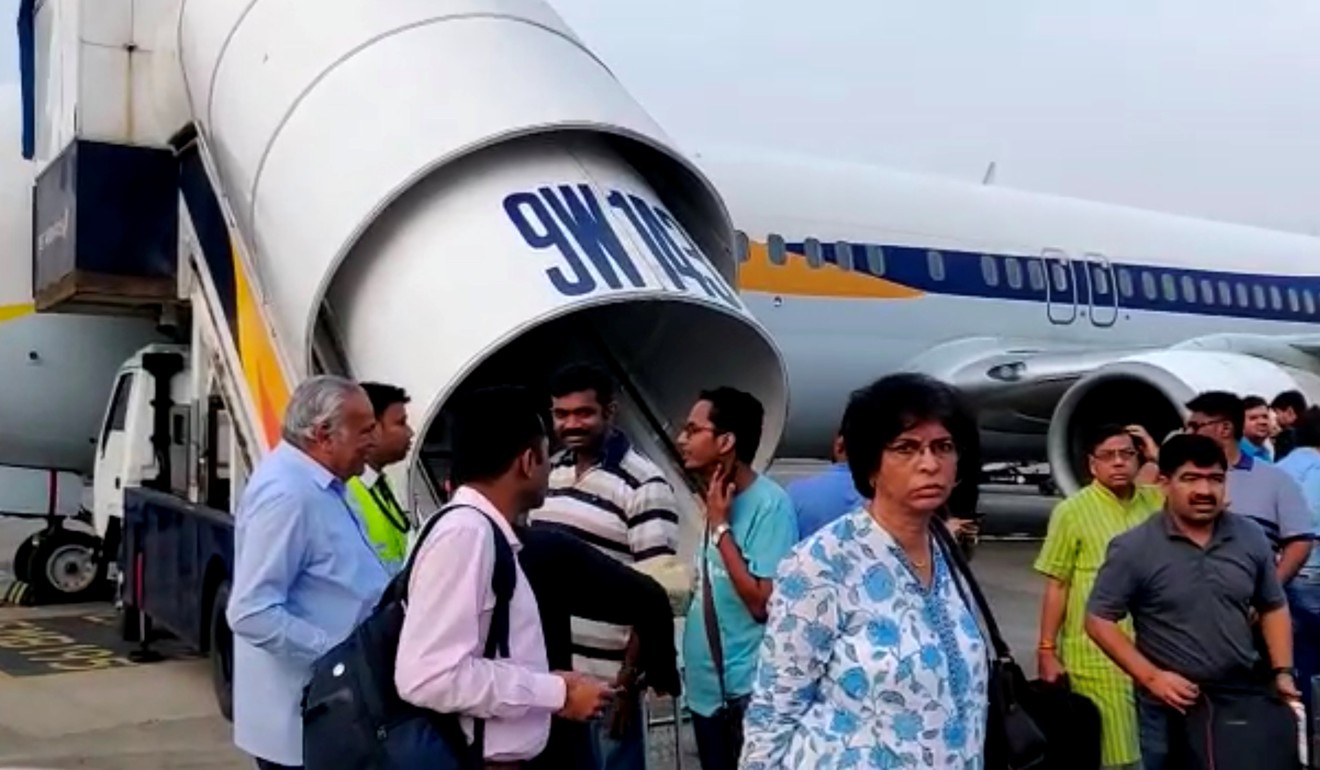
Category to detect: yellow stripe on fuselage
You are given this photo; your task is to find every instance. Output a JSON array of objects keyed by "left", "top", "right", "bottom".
[
  {"left": 737, "top": 240, "right": 925, "bottom": 300},
  {"left": 232, "top": 247, "right": 290, "bottom": 451},
  {"left": 0, "top": 302, "right": 34, "bottom": 324}
]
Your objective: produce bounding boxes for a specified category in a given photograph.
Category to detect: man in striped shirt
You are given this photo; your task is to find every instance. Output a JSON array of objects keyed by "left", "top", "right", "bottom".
[
  {"left": 1035, "top": 423, "right": 1163, "bottom": 770},
  {"left": 528, "top": 362, "right": 681, "bottom": 770}
]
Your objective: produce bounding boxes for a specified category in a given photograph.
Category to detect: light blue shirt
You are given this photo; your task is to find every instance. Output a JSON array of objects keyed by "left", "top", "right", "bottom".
[
  {"left": 741, "top": 509, "right": 989, "bottom": 769},
  {"left": 227, "top": 441, "right": 392, "bottom": 765},
  {"left": 786, "top": 462, "right": 865, "bottom": 540},
  {"left": 1275, "top": 446, "right": 1320, "bottom": 573},
  {"left": 682, "top": 474, "right": 798, "bottom": 717}
]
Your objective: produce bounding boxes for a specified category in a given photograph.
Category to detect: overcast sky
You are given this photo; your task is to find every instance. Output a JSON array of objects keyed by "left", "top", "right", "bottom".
[{"left": 5, "top": 1, "right": 1318, "bottom": 234}]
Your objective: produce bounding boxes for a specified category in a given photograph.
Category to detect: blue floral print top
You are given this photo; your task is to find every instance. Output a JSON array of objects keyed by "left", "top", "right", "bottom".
[{"left": 740, "top": 508, "right": 989, "bottom": 769}]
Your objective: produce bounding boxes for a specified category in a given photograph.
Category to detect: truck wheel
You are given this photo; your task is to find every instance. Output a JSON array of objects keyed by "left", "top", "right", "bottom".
[
  {"left": 10, "top": 533, "right": 37, "bottom": 584},
  {"left": 26, "top": 529, "right": 106, "bottom": 605},
  {"left": 210, "top": 581, "right": 234, "bottom": 722}
]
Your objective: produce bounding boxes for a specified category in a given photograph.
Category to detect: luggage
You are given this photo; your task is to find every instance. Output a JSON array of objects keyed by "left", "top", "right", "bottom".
[
  {"left": 1022, "top": 679, "right": 1103, "bottom": 770},
  {"left": 302, "top": 504, "right": 515, "bottom": 770},
  {"left": 1183, "top": 684, "right": 1300, "bottom": 770}
]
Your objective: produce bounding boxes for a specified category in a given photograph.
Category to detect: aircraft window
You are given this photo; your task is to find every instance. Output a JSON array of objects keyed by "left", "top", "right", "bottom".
[
  {"left": 1117, "top": 268, "right": 1134, "bottom": 297},
  {"left": 1288, "top": 287, "right": 1300, "bottom": 313},
  {"left": 803, "top": 237, "right": 823, "bottom": 268},
  {"left": 1092, "top": 266, "right": 1110, "bottom": 294},
  {"left": 1217, "top": 280, "right": 1232, "bottom": 306},
  {"left": 1253, "top": 284, "right": 1266, "bottom": 309},
  {"left": 1179, "top": 275, "right": 1196, "bottom": 303},
  {"left": 1028, "top": 259, "right": 1046, "bottom": 291},
  {"left": 1161, "top": 274, "right": 1177, "bottom": 302},
  {"left": 1268, "top": 285, "right": 1283, "bottom": 310},
  {"left": 768, "top": 234, "right": 786, "bottom": 265},
  {"left": 981, "top": 255, "right": 999, "bottom": 286},
  {"left": 927, "top": 250, "right": 946, "bottom": 281},
  {"left": 1199, "top": 279, "right": 1215, "bottom": 305},
  {"left": 1051, "top": 262, "right": 1069, "bottom": 292},
  {"left": 1306, "top": 290, "right": 1317, "bottom": 315},
  {"left": 1236, "top": 283, "right": 1249, "bottom": 307},
  {"left": 1005, "top": 257, "right": 1023, "bottom": 289},
  {"left": 1141, "top": 271, "right": 1158, "bottom": 300},
  {"left": 834, "top": 241, "right": 852, "bottom": 270},
  {"left": 734, "top": 230, "right": 750, "bottom": 263},
  {"left": 860, "top": 244, "right": 887, "bottom": 275}
]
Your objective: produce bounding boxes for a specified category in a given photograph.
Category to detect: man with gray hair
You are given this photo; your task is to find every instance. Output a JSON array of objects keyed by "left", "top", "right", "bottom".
[{"left": 228, "top": 375, "right": 392, "bottom": 770}]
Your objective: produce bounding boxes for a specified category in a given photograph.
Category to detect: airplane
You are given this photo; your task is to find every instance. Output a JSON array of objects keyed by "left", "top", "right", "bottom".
[{"left": 697, "top": 146, "right": 1320, "bottom": 495}]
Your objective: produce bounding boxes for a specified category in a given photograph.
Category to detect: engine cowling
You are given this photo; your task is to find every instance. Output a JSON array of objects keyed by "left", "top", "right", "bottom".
[{"left": 1047, "top": 350, "right": 1320, "bottom": 495}]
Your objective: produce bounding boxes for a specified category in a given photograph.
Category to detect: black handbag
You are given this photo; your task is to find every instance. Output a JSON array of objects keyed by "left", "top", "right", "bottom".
[
  {"left": 301, "top": 504, "right": 516, "bottom": 769},
  {"left": 932, "top": 521, "right": 1050, "bottom": 770}
]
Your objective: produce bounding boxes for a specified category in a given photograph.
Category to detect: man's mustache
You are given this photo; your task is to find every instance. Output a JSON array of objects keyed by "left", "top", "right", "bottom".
[
  {"left": 559, "top": 429, "right": 591, "bottom": 439},
  {"left": 1189, "top": 495, "right": 1219, "bottom": 506}
]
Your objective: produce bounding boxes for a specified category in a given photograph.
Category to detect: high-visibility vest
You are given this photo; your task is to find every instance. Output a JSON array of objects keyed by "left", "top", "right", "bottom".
[{"left": 346, "top": 473, "right": 411, "bottom": 574}]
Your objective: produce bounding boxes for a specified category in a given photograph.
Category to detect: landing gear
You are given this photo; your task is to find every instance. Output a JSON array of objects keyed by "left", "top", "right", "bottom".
[{"left": 13, "top": 521, "right": 108, "bottom": 605}]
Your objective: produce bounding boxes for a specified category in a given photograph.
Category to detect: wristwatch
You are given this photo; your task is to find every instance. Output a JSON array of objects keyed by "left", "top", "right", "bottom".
[{"left": 711, "top": 523, "right": 732, "bottom": 546}]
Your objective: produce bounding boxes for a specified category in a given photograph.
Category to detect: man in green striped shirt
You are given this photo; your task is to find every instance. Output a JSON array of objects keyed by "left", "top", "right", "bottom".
[{"left": 1035, "top": 423, "right": 1163, "bottom": 769}]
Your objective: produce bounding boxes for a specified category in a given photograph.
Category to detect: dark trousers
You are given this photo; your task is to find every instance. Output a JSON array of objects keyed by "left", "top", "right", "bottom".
[{"left": 690, "top": 695, "right": 750, "bottom": 770}]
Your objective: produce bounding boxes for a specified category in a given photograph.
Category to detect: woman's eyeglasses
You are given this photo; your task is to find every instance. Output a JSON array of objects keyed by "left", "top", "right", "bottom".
[{"left": 885, "top": 438, "right": 958, "bottom": 462}]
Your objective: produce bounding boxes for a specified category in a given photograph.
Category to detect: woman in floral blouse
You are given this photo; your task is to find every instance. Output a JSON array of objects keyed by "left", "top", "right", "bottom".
[{"left": 740, "top": 373, "right": 990, "bottom": 769}]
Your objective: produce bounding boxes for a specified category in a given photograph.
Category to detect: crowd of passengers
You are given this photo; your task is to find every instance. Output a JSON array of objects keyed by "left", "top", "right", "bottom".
[{"left": 219, "top": 363, "right": 1318, "bottom": 770}]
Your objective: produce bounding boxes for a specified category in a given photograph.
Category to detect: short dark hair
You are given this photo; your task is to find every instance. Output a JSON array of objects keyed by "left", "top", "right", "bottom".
[
  {"left": 1086, "top": 423, "right": 1137, "bottom": 455},
  {"left": 1185, "top": 391, "right": 1245, "bottom": 439},
  {"left": 449, "top": 385, "right": 548, "bottom": 485},
  {"left": 699, "top": 387, "right": 764, "bottom": 465},
  {"left": 842, "top": 373, "right": 978, "bottom": 499},
  {"left": 1158, "top": 433, "right": 1227, "bottom": 477},
  {"left": 359, "top": 382, "right": 410, "bottom": 418},
  {"left": 1295, "top": 406, "right": 1320, "bottom": 449},
  {"left": 1242, "top": 395, "right": 1268, "bottom": 412},
  {"left": 548, "top": 362, "right": 616, "bottom": 406},
  {"left": 1272, "top": 390, "right": 1307, "bottom": 414}
]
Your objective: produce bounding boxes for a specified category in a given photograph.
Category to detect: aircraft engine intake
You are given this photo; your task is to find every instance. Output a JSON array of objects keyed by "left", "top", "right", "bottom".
[{"left": 1047, "top": 350, "right": 1320, "bottom": 495}]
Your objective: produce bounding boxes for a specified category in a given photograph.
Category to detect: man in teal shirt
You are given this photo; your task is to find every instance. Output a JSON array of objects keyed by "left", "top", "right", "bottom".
[{"left": 675, "top": 387, "right": 798, "bottom": 770}]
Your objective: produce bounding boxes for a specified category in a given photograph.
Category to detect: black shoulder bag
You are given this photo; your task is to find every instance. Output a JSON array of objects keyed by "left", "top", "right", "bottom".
[
  {"left": 932, "top": 521, "right": 1049, "bottom": 770},
  {"left": 302, "top": 503, "right": 516, "bottom": 770}
]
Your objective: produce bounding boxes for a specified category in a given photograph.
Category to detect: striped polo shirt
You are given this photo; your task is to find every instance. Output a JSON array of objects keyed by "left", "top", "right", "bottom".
[{"left": 527, "top": 430, "right": 681, "bottom": 678}]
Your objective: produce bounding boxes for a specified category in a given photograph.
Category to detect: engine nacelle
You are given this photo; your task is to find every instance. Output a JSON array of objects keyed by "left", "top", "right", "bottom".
[{"left": 1047, "top": 350, "right": 1320, "bottom": 495}]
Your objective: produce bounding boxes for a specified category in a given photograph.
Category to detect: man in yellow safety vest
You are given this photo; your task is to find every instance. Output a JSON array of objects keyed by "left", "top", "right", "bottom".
[{"left": 346, "top": 382, "right": 415, "bottom": 574}]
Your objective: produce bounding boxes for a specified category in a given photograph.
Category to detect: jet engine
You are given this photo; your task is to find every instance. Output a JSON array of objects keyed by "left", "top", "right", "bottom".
[{"left": 1046, "top": 350, "right": 1320, "bottom": 495}]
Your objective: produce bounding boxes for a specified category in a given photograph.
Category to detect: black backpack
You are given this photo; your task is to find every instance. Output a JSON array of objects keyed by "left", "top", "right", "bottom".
[{"left": 302, "top": 503, "right": 515, "bottom": 770}]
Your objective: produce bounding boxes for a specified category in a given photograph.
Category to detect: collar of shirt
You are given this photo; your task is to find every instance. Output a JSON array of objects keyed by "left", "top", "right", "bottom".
[
  {"left": 1086, "top": 480, "right": 1159, "bottom": 510},
  {"left": 1159, "top": 509, "right": 1236, "bottom": 547},
  {"left": 359, "top": 465, "right": 381, "bottom": 488},
  {"left": 552, "top": 429, "right": 631, "bottom": 472},
  {"left": 1232, "top": 451, "right": 1254, "bottom": 471},
  {"left": 450, "top": 485, "right": 524, "bottom": 553},
  {"left": 276, "top": 440, "right": 342, "bottom": 491}
]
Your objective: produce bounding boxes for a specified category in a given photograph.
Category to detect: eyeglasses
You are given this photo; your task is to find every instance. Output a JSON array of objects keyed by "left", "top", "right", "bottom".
[
  {"left": 678, "top": 423, "right": 718, "bottom": 439},
  {"left": 1185, "top": 418, "right": 1227, "bottom": 433},
  {"left": 1092, "top": 448, "right": 1138, "bottom": 462},
  {"left": 885, "top": 438, "right": 958, "bottom": 462}
]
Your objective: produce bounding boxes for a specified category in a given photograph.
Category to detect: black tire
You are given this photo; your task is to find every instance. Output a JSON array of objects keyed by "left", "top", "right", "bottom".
[
  {"left": 11, "top": 533, "right": 37, "bottom": 584},
  {"left": 26, "top": 529, "right": 106, "bottom": 605},
  {"left": 210, "top": 581, "right": 234, "bottom": 722}
]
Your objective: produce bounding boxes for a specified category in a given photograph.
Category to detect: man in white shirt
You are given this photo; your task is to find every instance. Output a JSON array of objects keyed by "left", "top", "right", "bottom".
[{"left": 395, "top": 385, "right": 615, "bottom": 766}]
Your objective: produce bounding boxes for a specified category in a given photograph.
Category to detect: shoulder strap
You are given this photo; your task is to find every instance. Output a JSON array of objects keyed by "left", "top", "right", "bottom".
[
  {"left": 931, "top": 519, "right": 1012, "bottom": 661},
  {"left": 700, "top": 532, "right": 729, "bottom": 706}
]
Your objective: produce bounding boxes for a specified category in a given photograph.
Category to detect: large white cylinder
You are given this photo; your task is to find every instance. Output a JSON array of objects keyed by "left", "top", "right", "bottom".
[{"left": 176, "top": 0, "right": 788, "bottom": 477}]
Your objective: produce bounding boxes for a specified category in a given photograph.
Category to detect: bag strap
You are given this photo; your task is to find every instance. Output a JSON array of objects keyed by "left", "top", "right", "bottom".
[
  {"left": 931, "top": 519, "right": 1012, "bottom": 661},
  {"left": 700, "top": 531, "right": 729, "bottom": 706}
]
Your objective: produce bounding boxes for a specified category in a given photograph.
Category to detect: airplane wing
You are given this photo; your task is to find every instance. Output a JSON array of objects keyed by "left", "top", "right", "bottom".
[{"left": 901, "top": 333, "right": 1320, "bottom": 495}]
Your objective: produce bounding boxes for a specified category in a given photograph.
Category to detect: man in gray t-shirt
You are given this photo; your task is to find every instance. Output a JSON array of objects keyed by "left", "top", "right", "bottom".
[
  {"left": 1183, "top": 391, "right": 1314, "bottom": 583},
  {"left": 1086, "top": 434, "right": 1299, "bottom": 770}
]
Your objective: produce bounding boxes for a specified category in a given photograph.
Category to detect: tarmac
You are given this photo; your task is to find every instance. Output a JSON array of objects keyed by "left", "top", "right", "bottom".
[{"left": 0, "top": 462, "right": 1057, "bottom": 769}]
